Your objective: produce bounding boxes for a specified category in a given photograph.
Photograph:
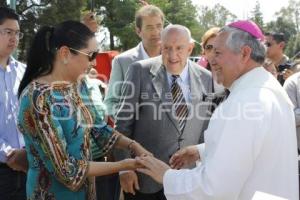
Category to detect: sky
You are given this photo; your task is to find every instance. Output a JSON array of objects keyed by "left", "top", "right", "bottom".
[{"left": 191, "top": 0, "right": 290, "bottom": 22}]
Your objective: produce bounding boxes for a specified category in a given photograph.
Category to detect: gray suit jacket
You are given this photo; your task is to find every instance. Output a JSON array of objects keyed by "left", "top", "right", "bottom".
[
  {"left": 114, "top": 56, "right": 213, "bottom": 193},
  {"left": 283, "top": 72, "right": 300, "bottom": 151},
  {"left": 104, "top": 42, "right": 145, "bottom": 116}
]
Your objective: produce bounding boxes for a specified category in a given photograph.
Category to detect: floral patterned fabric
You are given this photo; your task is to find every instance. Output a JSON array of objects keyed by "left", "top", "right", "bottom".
[{"left": 17, "top": 80, "right": 118, "bottom": 200}]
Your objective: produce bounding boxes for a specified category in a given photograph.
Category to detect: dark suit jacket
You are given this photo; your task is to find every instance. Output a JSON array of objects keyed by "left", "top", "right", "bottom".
[{"left": 114, "top": 56, "right": 213, "bottom": 193}]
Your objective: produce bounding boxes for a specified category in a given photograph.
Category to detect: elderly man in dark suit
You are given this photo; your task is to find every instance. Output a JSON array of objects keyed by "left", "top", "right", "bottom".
[{"left": 114, "top": 24, "right": 213, "bottom": 200}]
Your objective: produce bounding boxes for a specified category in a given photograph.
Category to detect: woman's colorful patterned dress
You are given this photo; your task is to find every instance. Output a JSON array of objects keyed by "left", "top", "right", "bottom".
[{"left": 18, "top": 80, "right": 118, "bottom": 200}]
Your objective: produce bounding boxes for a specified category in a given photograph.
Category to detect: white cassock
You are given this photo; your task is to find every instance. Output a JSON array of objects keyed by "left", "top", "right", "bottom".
[{"left": 163, "top": 67, "right": 299, "bottom": 200}]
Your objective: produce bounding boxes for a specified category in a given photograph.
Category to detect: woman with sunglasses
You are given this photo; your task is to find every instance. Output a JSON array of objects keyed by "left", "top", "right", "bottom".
[
  {"left": 198, "top": 27, "right": 226, "bottom": 113},
  {"left": 17, "top": 20, "right": 150, "bottom": 200},
  {"left": 198, "top": 27, "right": 220, "bottom": 70}
]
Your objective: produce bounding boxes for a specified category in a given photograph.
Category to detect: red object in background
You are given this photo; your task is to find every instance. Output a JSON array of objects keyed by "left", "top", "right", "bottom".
[
  {"left": 94, "top": 50, "right": 119, "bottom": 84},
  {"left": 107, "top": 116, "right": 115, "bottom": 128},
  {"left": 94, "top": 51, "right": 119, "bottom": 127},
  {"left": 197, "top": 56, "right": 208, "bottom": 68}
]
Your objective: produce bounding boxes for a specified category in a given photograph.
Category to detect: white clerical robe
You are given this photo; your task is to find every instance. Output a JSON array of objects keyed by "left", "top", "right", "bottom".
[{"left": 163, "top": 67, "right": 299, "bottom": 200}]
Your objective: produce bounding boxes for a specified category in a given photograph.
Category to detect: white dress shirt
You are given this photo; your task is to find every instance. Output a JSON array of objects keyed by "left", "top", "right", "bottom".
[
  {"left": 163, "top": 67, "right": 299, "bottom": 200},
  {"left": 0, "top": 57, "right": 26, "bottom": 162},
  {"left": 166, "top": 62, "right": 191, "bottom": 103}
]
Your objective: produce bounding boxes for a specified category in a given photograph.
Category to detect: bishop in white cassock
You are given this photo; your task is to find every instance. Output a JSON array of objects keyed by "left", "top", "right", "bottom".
[{"left": 136, "top": 20, "right": 299, "bottom": 200}]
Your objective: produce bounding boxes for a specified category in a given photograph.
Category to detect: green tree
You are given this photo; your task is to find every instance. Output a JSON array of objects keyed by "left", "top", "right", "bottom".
[
  {"left": 196, "top": 3, "right": 236, "bottom": 54},
  {"left": 158, "top": 0, "right": 202, "bottom": 55},
  {"left": 37, "top": 0, "right": 83, "bottom": 26},
  {"left": 265, "top": 0, "right": 300, "bottom": 57},
  {"left": 198, "top": 3, "right": 236, "bottom": 30},
  {"left": 94, "top": 0, "right": 202, "bottom": 54},
  {"left": 250, "top": 0, "right": 264, "bottom": 29},
  {"left": 274, "top": 0, "right": 300, "bottom": 32},
  {"left": 94, "top": 0, "right": 139, "bottom": 50},
  {"left": 0, "top": 0, "right": 7, "bottom": 7},
  {"left": 14, "top": 0, "right": 84, "bottom": 61},
  {"left": 285, "top": 33, "right": 300, "bottom": 58}
]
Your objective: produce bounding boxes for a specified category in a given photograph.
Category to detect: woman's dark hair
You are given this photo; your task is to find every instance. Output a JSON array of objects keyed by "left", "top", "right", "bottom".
[{"left": 18, "top": 20, "right": 94, "bottom": 97}]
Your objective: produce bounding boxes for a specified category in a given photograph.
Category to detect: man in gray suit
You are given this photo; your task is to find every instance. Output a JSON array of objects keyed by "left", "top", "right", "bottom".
[
  {"left": 115, "top": 24, "right": 213, "bottom": 200},
  {"left": 104, "top": 5, "right": 164, "bottom": 117},
  {"left": 283, "top": 69, "right": 300, "bottom": 196}
]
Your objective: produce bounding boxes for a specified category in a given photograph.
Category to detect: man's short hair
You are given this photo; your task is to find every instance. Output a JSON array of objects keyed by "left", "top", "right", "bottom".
[
  {"left": 135, "top": 5, "right": 164, "bottom": 29},
  {"left": 265, "top": 32, "right": 286, "bottom": 43},
  {"left": 0, "top": 7, "right": 19, "bottom": 25},
  {"left": 221, "top": 26, "right": 266, "bottom": 64},
  {"left": 161, "top": 24, "right": 193, "bottom": 43}
]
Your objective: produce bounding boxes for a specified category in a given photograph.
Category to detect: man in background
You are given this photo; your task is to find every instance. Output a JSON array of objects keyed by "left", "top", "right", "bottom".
[
  {"left": 265, "top": 32, "right": 289, "bottom": 84},
  {"left": 0, "top": 7, "right": 27, "bottom": 200},
  {"left": 104, "top": 5, "right": 164, "bottom": 117}
]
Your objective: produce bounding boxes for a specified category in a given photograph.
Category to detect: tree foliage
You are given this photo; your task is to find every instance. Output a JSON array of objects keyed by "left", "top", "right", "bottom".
[
  {"left": 264, "top": 0, "right": 300, "bottom": 57},
  {"left": 2, "top": 0, "right": 299, "bottom": 59},
  {"left": 93, "top": 0, "right": 202, "bottom": 53},
  {"left": 250, "top": 0, "right": 264, "bottom": 29},
  {"left": 195, "top": 3, "right": 236, "bottom": 54},
  {"left": 198, "top": 3, "right": 236, "bottom": 30},
  {"left": 286, "top": 34, "right": 300, "bottom": 58},
  {"left": 0, "top": 0, "right": 7, "bottom": 7},
  {"left": 8, "top": 0, "right": 84, "bottom": 61},
  {"left": 94, "top": 0, "right": 139, "bottom": 50},
  {"left": 274, "top": 0, "right": 300, "bottom": 32},
  {"left": 154, "top": 0, "right": 202, "bottom": 54}
]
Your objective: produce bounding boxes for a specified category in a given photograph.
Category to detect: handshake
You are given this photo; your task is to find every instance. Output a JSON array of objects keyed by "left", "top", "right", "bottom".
[{"left": 121, "top": 144, "right": 201, "bottom": 195}]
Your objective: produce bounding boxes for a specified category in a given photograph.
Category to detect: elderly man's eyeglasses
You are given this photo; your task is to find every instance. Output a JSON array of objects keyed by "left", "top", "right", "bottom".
[
  {"left": 69, "top": 47, "right": 98, "bottom": 61},
  {"left": 0, "top": 28, "right": 23, "bottom": 39},
  {"left": 204, "top": 44, "right": 213, "bottom": 50}
]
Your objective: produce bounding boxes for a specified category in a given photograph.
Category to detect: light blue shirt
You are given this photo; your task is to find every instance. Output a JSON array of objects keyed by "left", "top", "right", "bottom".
[
  {"left": 167, "top": 61, "right": 191, "bottom": 103},
  {"left": 0, "top": 57, "right": 26, "bottom": 162}
]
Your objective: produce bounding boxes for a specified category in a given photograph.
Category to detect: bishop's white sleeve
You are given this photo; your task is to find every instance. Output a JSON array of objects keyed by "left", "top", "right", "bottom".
[
  {"left": 196, "top": 143, "right": 205, "bottom": 166},
  {"left": 163, "top": 93, "right": 268, "bottom": 200},
  {"left": 197, "top": 143, "right": 205, "bottom": 159}
]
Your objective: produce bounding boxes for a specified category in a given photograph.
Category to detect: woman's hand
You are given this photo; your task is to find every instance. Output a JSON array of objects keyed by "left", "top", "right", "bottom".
[
  {"left": 121, "top": 158, "right": 143, "bottom": 170},
  {"left": 129, "top": 141, "right": 153, "bottom": 157},
  {"left": 114, "top": 133, "right": 153, "bottom": 157}
]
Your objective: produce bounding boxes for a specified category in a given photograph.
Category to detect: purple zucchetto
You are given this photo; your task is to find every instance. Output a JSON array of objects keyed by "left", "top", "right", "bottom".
[{"left": 227, "top": 20, "right": 264, "bottom": 41}]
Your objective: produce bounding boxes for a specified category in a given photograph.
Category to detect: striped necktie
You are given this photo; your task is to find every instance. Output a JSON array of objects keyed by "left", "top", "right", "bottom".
[{"left": 171, "top": 75, "right": 188, "bottom": 134}]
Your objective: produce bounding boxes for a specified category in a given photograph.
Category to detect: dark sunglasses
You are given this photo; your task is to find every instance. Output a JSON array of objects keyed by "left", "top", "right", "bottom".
[
  {"left": 89, "top": 14, "right": 96, "bottom": 19},
  {"left": 204, "top": 44, "right": 213, "bottom": 50},
  {"left": 265, "top": 42, "right": 273, "bottom": 47},
  {"left": 69, "top": 47, "right": 98, "bottom": 61}
]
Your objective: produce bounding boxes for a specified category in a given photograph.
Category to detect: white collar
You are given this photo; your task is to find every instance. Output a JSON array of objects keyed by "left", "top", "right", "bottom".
[
  {"left": 140, "top": 43, "right": 150, "bottom": 59},
  {"left": 166, "top": 61, "right": 190, "bottom": 83}
]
